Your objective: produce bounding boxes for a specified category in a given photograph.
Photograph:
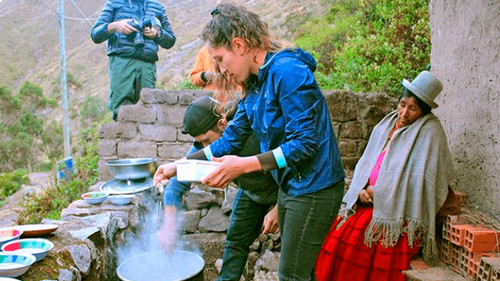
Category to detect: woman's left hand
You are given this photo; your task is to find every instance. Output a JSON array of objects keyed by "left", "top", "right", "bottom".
[
  {"left": 359, "top": 186, "right": 374, "bottom": 205},
  {"left": 202, "top": 155, "right": 258, "bottom": 188}
]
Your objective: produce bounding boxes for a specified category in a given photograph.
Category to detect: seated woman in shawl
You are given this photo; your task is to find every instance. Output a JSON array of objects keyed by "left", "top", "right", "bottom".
[{"left": 315, "top": 70, "right": 454, "bottom": 281}]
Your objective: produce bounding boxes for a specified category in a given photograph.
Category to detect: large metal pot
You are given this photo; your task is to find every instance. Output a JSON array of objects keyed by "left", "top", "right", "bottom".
[
  {"left": 117, "top": 250, "right": 204, "bottom": 281},
  {"left": 105, "top": 158, "right": 157, "bottom": 180}
]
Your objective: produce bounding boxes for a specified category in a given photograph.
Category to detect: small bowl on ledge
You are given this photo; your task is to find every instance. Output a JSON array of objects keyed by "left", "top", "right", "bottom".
[
  {"left": 1, "top": 238, "right": 54, "bottom": 262},
  {"left": 108, "top": 195, "right": 134, "bottom": 206},
  {"left": 81, "top": 192, "right": 108, "bottom": 205},
  {"left": 0, "top": 252, "right": 36, "bottom": 278}
]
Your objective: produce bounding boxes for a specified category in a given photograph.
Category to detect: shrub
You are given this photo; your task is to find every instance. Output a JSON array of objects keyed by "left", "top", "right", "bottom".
[
  {"left": 0, "top": 82, "right": 62, "bottom": 171},
  {"left": 175, "top": 77, "right": 199, "bottom": 90},
  {"left": 293, "top": 0, "right": 431, "bottom": 95},
  {"left": 79, "top": 96, "right": 107, "bottom": 126},
  {"left": 18, "top": 122, "right": 100, "bottom": 224},
  {"left": 0, "top": 169, "right": 28, "bottom": 207}
]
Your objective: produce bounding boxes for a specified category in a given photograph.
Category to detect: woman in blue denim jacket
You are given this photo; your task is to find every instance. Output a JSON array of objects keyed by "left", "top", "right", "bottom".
[{"left": 155, "top": 3, "right": 344, "bottom": 280}]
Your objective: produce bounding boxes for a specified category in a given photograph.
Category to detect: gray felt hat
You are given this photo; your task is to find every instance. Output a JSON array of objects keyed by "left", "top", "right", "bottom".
[{"left": 402, "top": 71, "right": 443, "bottom": 109}]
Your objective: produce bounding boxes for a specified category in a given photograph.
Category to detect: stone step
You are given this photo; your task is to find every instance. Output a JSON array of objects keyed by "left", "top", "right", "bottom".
[{"left": 404, "top": 267, "right": 470, "bottom": 281}]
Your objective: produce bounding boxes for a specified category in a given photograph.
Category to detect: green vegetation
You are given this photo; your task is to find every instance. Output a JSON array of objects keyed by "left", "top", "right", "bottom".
[
  {"left": 79, "top": 96, "right": 108, "bottom": 126},
  {"left": 293, "top": 0, "right": 430, "bottom": 95},
  {"left": 18, "top": 122, "right": 100, "bottom": 224},
  {"left": 1, "top": 79, "right": 104, "bottom": 223},
  {"left": 0, "top": 82, "right": 61, "bottom": 172},
  {"left": 0, "top": 169, "right": 28, "bottom": 207},
  {"left": 173, "top": 77, "right": 199, "bottom": 90}
]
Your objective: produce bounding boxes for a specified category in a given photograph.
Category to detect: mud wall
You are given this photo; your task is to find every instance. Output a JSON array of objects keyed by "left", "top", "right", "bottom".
[{"left": 430, "top": 0, "right": 500, "bottom": 220}]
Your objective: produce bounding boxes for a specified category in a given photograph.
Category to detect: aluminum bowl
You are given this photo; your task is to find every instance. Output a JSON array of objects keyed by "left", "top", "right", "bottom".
[
  {"left": 1, "top": 238, "right": 54, "bottom": 262},
  {"left": 117, "top": 250, "right": 204, "bottom": 281},
  {"left": 105, "top": 158, "right": 157, "bottom": 180},
  {"left": 108, "top": 195, "right": 134, "bottom": 206}
]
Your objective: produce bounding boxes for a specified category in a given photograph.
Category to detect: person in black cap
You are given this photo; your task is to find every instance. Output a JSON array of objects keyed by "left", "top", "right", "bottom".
[{"left": 157, "top": 96, "right": 279, "bottom": 281}]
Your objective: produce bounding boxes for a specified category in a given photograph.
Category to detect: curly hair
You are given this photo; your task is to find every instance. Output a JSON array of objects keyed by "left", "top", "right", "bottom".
[
  {"left": 200, "top": 3, "right": 282, "bottom": 106},
  {"left": 201, "top": 3, "right": 281, "bottom": 51}
]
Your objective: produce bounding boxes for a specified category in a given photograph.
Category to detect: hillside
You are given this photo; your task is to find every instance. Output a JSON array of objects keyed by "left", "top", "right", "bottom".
[{"left": 0, "top": 0, "right": 326, "bottom": 123}]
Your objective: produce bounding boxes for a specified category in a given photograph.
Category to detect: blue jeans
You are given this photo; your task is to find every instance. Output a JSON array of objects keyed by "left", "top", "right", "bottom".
[
  {"left": 277, "top": 181, "right": 344, "bottom": 281},
  {"left": 217, "top": 189, "right": 275, "bottom": 281}
]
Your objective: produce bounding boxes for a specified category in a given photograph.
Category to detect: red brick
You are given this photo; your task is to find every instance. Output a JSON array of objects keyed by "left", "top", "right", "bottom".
[
  {"left": 450, "top": 224, "right": 474, "bottom": 246},
  {"left": 467, "top": 252, "right": 495, "bottom": 279},
  {"left": 440, "top": 239, "right": 452, "bottom": 264},
  {"left": 450, "top": 244, "right": 462, "bottom": 268},
  {"left": 464, "top": 228, "right": 498, "bottom": 253}
]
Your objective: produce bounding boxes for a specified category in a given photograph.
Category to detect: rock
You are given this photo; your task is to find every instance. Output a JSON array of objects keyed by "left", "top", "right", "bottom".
[
  {"left": 262, "top": 239, "right": 274, "bottom": 252},
  {"left": 58, "top": 269, "right": 74, "bottom": 281},
  {"left": 65, "top": 244, "right": 92, "bottom": 274},
  {"left": 215, "top": 258, "right": 223, "bottom": 273},
  {"left": 179, "top": 210, "right": 201, "bottom": 233},
  {"left": 184, "top": 186, "right": 218, "bottom": 210},
  {"left": 0, "top": 210, "right": 18, "bottom": 227},
  {"left": 249, "top": 239, "right": 260, "bottom": 251},
  {"left": 69, "top": 227, "right": 102, "bottom": 244},
  {"left": 198, "top": 206, "right": 229, "bottom": 232},
  {"left": 221, "top": 185, "right": 238, "bottom": 214},
  {"left": 258, "top": 234, "right": 268, "bottom": 242},
  {"left": 254, "top": 249, "right": 280, "bottom": 272},
  {"left": 180, "top": 232, "right": 226, "bottom": 281},
  {"left": 268, "top": 233, "right": 280, "bottom": 241}
]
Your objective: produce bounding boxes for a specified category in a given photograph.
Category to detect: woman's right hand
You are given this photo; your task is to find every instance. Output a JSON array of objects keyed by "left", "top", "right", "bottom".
[
  {"left": 153, "top": 163, "right": 177, "bottom": 189},
  {"left": 359, "top": 186, "right": 374, "bottom": 205}
]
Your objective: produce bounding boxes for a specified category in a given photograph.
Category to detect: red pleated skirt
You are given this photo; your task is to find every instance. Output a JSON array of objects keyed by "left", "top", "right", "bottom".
[{"left": 315, "top": 206, "right": 421, "bottom": 281}]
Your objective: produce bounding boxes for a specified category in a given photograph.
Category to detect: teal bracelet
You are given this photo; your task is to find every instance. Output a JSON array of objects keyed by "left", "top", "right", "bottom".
[
  {"left": 272, "top": 147, "right": 287, "bottom": 169},
  {"left": 203, "top": 146, "right": 213, "bottom": 161}
]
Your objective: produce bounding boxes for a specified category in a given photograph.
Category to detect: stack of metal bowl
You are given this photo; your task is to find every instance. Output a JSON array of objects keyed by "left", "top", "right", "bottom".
[{"left": 101, "top": 158, "right": 157, "bottom": 195}]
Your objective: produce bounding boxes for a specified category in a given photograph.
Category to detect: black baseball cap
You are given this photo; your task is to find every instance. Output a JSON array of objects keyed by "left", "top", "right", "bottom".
[{"left": 182, "top": 96, "right": 223, "bottom": 137}]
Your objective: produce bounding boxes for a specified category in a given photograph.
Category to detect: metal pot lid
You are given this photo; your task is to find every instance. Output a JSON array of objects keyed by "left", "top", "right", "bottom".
[{"left": 100, "top": 177, "right": 153, "bottom": 195}]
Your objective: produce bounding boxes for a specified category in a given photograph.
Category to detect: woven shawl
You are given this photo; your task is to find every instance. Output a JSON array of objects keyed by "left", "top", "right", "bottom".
[{"left": 339, "top": 110, "right": 454, "bottom": 264}]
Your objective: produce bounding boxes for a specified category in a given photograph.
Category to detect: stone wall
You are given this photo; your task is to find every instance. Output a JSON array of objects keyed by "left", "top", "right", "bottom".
[
  {"left": 20, "top": 186, "right": 156, "bottom": 281},
  {"left": 429, "top": 0, "right": 500, "bottom": 221},
  {"left": 96, "top": 89, "right": 397, "bottom": 280},
  {"left": 98, "top": 89, "right": 397, "bottom": 181}
]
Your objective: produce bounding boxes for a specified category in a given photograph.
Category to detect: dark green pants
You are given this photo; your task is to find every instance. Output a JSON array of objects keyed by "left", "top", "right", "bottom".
[{"left": 108, "top": 56, "right": 156, "bottom": 120}]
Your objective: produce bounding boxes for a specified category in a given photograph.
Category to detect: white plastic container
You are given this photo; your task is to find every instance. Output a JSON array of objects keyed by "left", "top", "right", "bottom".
[{"left": 176, "top": 160, "right": 220, "bottom": 182}]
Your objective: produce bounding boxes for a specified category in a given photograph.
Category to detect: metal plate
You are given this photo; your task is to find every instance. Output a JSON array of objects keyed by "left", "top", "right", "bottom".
[{"left": 100, "top": 177, "right": 153, "bottom": 195}]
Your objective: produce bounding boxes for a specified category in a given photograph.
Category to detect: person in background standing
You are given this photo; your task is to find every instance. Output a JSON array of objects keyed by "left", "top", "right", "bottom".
[
  {"left": 190, "top": 46, "right": 218, "bottom": 90},
  {"left": 91, "top": 0, "right": 176, "bottom": 121}
]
